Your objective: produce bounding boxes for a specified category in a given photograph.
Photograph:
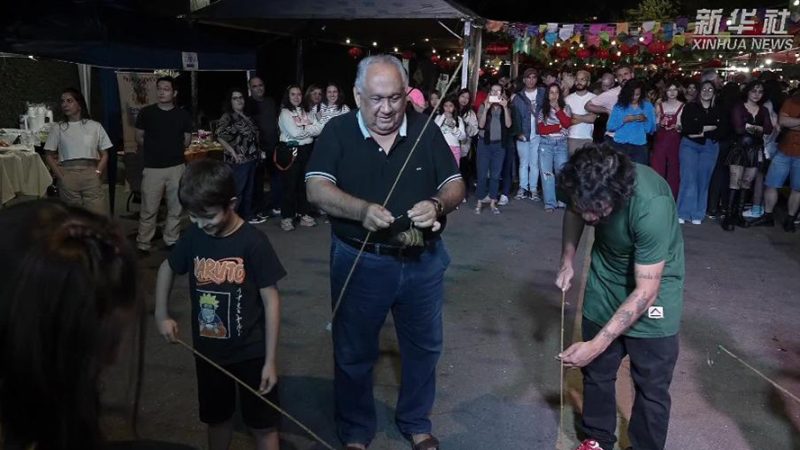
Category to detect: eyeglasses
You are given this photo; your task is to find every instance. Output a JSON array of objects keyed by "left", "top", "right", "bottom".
[{"left": 701, "top": 88, "right": 715, "bottom": 92}]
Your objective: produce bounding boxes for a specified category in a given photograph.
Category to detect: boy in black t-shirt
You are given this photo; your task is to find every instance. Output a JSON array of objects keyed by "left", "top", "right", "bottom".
[{"left": 154, "top": 159, "right": 286, "bottom": 450}]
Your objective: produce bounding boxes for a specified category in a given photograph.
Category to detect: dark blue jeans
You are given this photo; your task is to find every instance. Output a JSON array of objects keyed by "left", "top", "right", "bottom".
[
  {"left": 229, "top": 160, "right": 257, "bottom": 220},
  {"left": 476, "top": 140, "right": 506, "bottom": 200},
  {"left": 580, "top": 318, "right": 679, "bottom": 450},
  {"left": 330, "top": 235, "right": 450, "bottom": 446}
]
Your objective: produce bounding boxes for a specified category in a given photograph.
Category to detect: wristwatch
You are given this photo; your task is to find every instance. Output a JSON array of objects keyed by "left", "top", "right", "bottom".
[{"left": 428, "top": 197, "right": 444, "bottom": 217}]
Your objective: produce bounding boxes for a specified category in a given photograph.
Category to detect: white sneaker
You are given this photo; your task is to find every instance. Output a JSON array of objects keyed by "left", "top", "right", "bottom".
[
  {"left": 529, "top": 192, "right": 541, "bottom": 202},
  {"left": 678, "top": 218, "right": 685, "bottom": 224},
  {"left": 280, "top": 218, "right": 295, "bottom": 231},
  {"left": 498, "top": 194, "right": 509, "bottom": 206},
  {"left": 514, "top": 188, "right": 527, "bottom": 200},
  {"left": 299, "top": 214, "right": 317, "bottom": 227},
  {"left": 691, "top": 219, "right": 702, "bottom": 225}
]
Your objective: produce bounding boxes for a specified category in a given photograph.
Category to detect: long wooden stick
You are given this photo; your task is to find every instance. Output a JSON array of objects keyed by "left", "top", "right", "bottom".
[
  {"left": 718, "top": 344, "right": 800, "bottom": 405},
  {"left": 175, "top": 339, "right": 336, "bottom": 450}
]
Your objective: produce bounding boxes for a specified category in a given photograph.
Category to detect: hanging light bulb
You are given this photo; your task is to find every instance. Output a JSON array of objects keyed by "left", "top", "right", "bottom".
[{"left": 345, "top": 38, "right": 351, "bottom": 44}]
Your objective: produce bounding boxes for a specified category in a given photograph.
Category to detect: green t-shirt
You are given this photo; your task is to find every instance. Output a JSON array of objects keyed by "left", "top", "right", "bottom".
[{"left": 584, "top": 164, "right": 685, "bottom": 338}]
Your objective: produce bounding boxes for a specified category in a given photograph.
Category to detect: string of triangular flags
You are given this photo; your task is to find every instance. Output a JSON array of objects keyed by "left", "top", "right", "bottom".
[{"left": 486, "top": 8, "right": 800, "bottom": 56}]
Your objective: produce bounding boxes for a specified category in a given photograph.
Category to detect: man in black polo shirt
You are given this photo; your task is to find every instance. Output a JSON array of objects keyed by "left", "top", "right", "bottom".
[
  {"left": 306, "top": 55, "right": 464, "bottom": 450},
  {"left": 134, "top": 76, "right": 193, "bottom": 253},
  {"left": 245, "top": 76, "right": 281, "bottom": 222}
]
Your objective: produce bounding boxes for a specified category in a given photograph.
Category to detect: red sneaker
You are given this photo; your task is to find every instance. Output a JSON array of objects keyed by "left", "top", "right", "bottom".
[{"left": 575, "top": 440, "right": 603, "bottom": 450}]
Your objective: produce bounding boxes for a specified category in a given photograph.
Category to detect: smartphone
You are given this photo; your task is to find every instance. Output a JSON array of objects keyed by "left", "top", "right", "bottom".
[{"left": 488, "top": 95, "right": 502, "bottom": 103}]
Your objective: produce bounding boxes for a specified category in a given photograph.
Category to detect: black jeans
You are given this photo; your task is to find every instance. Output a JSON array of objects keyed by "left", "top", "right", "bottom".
[
  {"left": 581, "top": 318, "right": 679, "bottom": 450},
  {"left": 610, "top": 140, "right": 650, "bottom": 166},
  {"left": 707, "top": 139, "right": 732, "bottom": 214},
  {"left": 280, "top": 144, "right": 312, "bottom": 219}
]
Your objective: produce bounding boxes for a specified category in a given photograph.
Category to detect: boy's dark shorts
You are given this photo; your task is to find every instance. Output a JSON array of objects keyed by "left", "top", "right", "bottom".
[{"left": 195, "top": 357, "right": 280, "bottom": 430}]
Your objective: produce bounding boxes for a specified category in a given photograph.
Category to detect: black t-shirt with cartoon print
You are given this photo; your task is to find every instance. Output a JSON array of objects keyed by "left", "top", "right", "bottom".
[{"left": 168, "top": 223, "right": 286, "bottom": 365}]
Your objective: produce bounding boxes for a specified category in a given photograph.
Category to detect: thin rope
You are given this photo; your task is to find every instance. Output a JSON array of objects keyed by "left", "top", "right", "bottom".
[
  {"left": 718, "top": 344, "right": 800, "bottom": 405},
  {"left": 175, "top": 339, "right": 337, "bottom": 450},
  {"left": 329, "top": 58, "right": 465, "bottom": 323}
]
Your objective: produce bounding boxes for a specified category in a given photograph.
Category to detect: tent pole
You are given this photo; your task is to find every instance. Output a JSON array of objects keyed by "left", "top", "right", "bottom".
[
  {"left": 296, "top": 38, "right": 305, "bottom": 87},
  {"left": 469, "top": 24, "right": 482, "bottom": 101},
  {"left": 191, "top": 71, "right": 199, "bottom": 127},
  {"left": 461, "top": 20, "right": 471, "bottom": 89}
]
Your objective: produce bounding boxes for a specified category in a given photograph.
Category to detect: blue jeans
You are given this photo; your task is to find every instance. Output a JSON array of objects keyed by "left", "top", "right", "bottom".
[
  {"left": 517, "top": 135, "right": 541, "bottom": 192},
  {"left": 539, "top": 136, "right": 569, "bottom": 209},
  {"left": 677, "top": 138, "right": 719, "bottom": 221},
  {"left": 610, "top": 140, "right": 649, "bottom": 165},
  {"left": 229, "top": 160, "right": 257, "bottom": 220},
  {"left": 476, "top": 141, "right": 506, "bottom": 200},
  {"left": 330, "top": 235, "right": 450, "bottom": 446}
]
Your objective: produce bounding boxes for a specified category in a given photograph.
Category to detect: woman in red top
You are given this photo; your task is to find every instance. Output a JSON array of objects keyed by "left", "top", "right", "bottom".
[
  {"left": 651, "top": 80, "right": 685, "bottom": 198},
  {"left": 537, "top": 83, "right": 572, "bottom": 212}
]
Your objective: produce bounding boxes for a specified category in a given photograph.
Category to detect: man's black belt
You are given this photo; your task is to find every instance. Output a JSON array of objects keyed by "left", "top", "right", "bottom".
[{"left": 340, "top": 235, "right": 438, "bottom": 257}]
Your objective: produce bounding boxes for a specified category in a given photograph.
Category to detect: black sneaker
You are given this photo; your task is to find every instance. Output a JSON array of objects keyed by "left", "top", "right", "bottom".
[{"left": 784, "top": 216, "right": 797, "bottom": 233}]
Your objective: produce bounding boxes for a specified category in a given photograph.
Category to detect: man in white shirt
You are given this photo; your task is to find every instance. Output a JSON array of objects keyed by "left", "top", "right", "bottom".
[{"left": 565, "top": 70, "right": 597, "bottom": 155}]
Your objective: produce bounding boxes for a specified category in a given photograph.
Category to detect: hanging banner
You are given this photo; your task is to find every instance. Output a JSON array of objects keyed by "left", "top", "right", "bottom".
[{"left": 116, "top": 72, "right": 159, "bottom": 153}]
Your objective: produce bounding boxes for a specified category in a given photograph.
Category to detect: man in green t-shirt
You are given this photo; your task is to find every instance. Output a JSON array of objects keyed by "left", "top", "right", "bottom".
[{"left": 554, "top": 144, "right": 685, "bottom": 450}]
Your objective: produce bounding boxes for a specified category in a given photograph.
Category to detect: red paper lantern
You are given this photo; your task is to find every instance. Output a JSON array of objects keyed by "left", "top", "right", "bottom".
[
  {"left": 556, "top": 46, "right": 571, "bottom": 60},
  {"left": 610, "top": 52, "right": 621, "bottom": 62},
  {"left": 430, "top": 54, "right": 441, "bottom": 63},
  {"left": 706, "top": 58, "right": 723, "bottom": 68},
  {"left": 485, "top": 43, "right": 511, "bottom": 55},
  {"left": 348, "top": 47, "right": 364, "bottom": 59},
  {"left": 401, "top": 50, "right": 416, "bottom": 60},
  {"left": 596, "top": 48, "right": 610, "bottom": 60},
  {"left": 653, "top": 55, "right": 667, "bottom": 65},
  {"left": 576, "top": 48, "right": 591, "bottom": 59}
]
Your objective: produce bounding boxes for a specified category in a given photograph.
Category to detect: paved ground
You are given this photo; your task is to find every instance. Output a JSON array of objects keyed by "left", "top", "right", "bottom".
[{"left": 100, "top": 194, "right": 800, "bottom": 450}]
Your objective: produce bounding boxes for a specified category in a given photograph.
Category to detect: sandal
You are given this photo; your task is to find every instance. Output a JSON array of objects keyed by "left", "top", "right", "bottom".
[
  {"left": 412, "top": 435, "right": 440, "bottom": 450},
  {"left": 490, "top": 205, "right": 500, "bottom": 215},
  {"left": 474, "top": 203, "right": 482, "bottom": 214}
]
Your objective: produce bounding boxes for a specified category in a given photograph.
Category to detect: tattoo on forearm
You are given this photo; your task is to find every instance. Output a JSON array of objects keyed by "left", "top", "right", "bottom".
[{"left": 635, "top": 270, "right": 658, "bottom": 280}]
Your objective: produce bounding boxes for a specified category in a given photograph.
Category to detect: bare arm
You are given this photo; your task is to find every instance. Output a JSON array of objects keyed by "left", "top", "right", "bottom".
[
  {"left": 478, "top": 105, "right": 488, "bottom": 129},
  {"left": 183, "top": 132, "right": 192, "bottom": 148},
  {"left": 779, "top": 113, "right": 800, "bottom": 130},
  {"left": 502, "top": 104, "right": 513, "bottom": 128},
  {"left": 585, "top": 100, "right": 609, "bottom": 115},
  {"left": 44, "top": 151, "right": 64, "bottom": 180},
  {"left": 154, "top": 260, "right": 179, "bottom": 342},
  {"left": 96, "top": 150, "right": 109, "bottom": 176},
  {"left": 571, "top": 113, "right": 597, "bottom": 124},
  {"left": 135, "top": 128, "right": 145, "bottom": 150},
  {"left": 555, "top": 209, "right": 585, "bottom": 292},
  {"left": 560, "top": 261, "right": 665, "bottom": 368},
  {"left": 258, "top": 286, "right": 280, "bottom": 393}
]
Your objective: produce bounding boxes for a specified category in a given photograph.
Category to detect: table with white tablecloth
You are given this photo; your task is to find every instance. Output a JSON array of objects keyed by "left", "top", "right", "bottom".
[{"left": 0, "top": 146, "right": 53, "bottom": 204}]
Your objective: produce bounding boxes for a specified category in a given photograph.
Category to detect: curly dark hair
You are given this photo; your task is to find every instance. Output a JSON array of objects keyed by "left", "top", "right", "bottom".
[
  {"left": 616, "top": 79, "right": 645, "bottom": 108},
  {"left": 557, "top": 143, "right": 636, "bottom": 215},
  {"left": 742, "top": 80, "right": 766, "bottom": 106}
]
